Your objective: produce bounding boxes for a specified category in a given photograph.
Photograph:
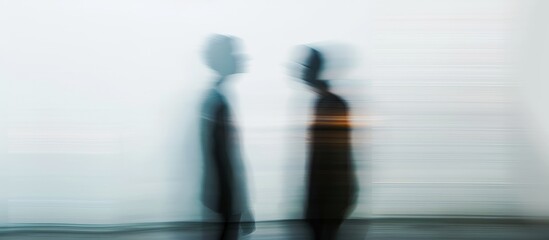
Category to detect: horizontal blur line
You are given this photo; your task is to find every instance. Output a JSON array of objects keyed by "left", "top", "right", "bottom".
[
  {"left": 374, "top": 48, "right": 506, "bottom": 50},
  {"left": 376, "top": 16, "right": 512, "bottom": 20},
  {"left": 373, "top": 100, "right": 513, "bottom": 103},
  {"left": 370, "top": 113, "right": 516, "bottom": 116},
  {"left": 374, "top": 64, "right": 510, "bottom": 67},
  {"left": 371, "top": 143, "right": 522, "bottom": 146},
  {"left": 363, "top": 215, "right": 538, "bottom": 224},
  {"left": 0, "top": 222, "right": 203, "bottom": 234},
  {"left": 371, "top": 83, "right": 515, "bottom": 87},
  {"left": 372, "top": 182, "right": 514, "bottom": 185},
  {"left": 372, "top": 82, "right": 518, "bottom": 88},
  {"left": 371, "top": 127, "right": 520, "bottom": 131},
  {"left": 0, "top": 216, "right": 543, "bottom": 234}
]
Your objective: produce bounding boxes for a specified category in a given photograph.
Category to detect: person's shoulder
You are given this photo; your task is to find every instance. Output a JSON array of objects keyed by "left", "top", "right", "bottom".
[
  {"left": 201, "top": 89, "right": 227, "bottom": 114},
  {"left": 331, "top": 93, "right": 346, "bottom": 103},
  {"left": 321, "top": 92, "right": 348, "bottom": 108},
  {"left": 201, "top": 88, "right": 229, "bottom": 121},
  {"left": 203, "top": 88, "right": 227, "bottom": 103}
]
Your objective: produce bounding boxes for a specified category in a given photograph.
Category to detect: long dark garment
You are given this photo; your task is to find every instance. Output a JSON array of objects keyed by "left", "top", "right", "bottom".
[
  {"left": 200, "top": 87, "right": 250, "bottom": 240},
  {"left": 305, "top": 92, "right": 357, "bottom": 240}
]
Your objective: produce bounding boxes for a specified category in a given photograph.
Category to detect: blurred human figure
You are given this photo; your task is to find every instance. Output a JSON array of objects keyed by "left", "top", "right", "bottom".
[
  {"left": 293, "top": 46, "right": 358, "bottom": 240},
  {"left": 200, "top": 34, "right": 254, "bottom": 240}
]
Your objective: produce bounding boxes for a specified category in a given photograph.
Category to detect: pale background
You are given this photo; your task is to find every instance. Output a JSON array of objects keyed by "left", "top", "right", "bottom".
[{"left": 0, "top": 0, "right": 547, "bottom": 224}]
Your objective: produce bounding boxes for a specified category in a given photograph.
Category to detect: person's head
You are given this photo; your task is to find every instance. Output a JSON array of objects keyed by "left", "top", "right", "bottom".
[
  {"left": 203, "top": 34, "right": 242, "bottom": 77},
  {"left": 292, "top": 46, "right": 329, "bottom": 93}
]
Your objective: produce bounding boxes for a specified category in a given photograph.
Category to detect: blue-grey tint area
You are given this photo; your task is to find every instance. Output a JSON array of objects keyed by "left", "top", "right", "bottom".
[{"left": 0, "top": 1, "right": 548, "bottom": 236}]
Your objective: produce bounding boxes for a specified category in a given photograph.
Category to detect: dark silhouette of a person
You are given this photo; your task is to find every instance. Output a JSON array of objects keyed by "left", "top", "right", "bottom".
[
  {"left": 200, "top": 34, "right": 254, "bottom": 240},
  {"left": 296, "top": 47, "right": 358, "bottom": 240}
]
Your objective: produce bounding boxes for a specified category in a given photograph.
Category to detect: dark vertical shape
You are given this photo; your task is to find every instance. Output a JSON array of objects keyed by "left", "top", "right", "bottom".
[
  {"left": 306, "top": 91, "right": 356, "bottom": 240},
  {"left": 299, "top": 47, "right": 358, "bottom": 240},
  {"left": 199, "top": 34, "right": 254, "bottom": 240}
]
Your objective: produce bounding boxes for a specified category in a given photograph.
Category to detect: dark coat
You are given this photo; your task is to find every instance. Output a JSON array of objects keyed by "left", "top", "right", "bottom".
[
  {"left": 200, "top": 87, "right": 248, "bottom": 215},
  {"left": 305, "top": 92, "right": 357, "bottom": 220}
]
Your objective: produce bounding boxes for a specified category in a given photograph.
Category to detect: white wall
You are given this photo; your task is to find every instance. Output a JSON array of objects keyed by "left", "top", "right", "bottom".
[{"left": 0, "top": 0, "right": 533, "bottom": 224}]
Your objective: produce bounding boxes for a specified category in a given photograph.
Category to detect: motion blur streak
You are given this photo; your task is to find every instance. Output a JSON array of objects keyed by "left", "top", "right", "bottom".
[
  {"left": 200, "top": 34, "right": 254, "bottom": 240},
  {"left": 1, "top": 0, "right": 549, "bottom": 239}
]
